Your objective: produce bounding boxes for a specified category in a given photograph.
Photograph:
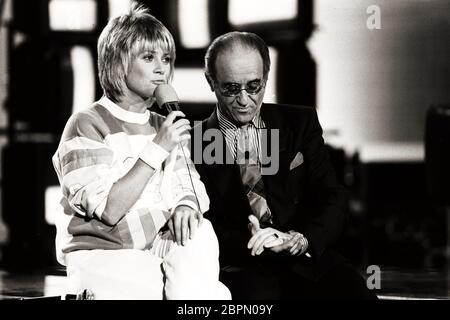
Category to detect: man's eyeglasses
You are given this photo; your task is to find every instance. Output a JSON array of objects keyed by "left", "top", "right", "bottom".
[{"left": 218, "top": 80, "right": 265, "bottom": 97}]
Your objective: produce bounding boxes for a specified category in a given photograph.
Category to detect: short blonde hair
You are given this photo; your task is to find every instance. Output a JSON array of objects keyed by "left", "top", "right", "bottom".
[{"left": 97, "top": 4, "right": 176, "bottom": 102}]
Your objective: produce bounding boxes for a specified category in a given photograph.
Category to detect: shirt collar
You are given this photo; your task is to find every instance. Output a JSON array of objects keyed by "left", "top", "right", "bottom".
[
  {"left": 98, "top": 96, "right": 150, "bottom": 124},
  {"left": 216, "top": 105, "right": 265, "bottom": 132}
]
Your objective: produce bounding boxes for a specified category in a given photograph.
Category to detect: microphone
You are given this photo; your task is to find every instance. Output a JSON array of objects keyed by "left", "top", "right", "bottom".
[{"left": 154, "top": 83, "right": 181, "bottom": 114}]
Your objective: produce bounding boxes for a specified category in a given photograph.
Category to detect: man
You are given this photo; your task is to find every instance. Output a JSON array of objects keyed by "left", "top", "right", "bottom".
[{"left": 191, "top": 31, "right": 377, "bottom": 299}]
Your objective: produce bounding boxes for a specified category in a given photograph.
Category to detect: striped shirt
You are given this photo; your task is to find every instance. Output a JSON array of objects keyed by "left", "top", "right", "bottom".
[
  {"left": 216, "top": 106, "right": 266, "bottom": 164},
  {"left": 52, "top": 96, "right": 209, "bottom": 265}
]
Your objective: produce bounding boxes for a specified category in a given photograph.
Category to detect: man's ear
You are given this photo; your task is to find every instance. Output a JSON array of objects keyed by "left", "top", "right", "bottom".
[{"left": 205, "top": 73, "right": 215, "bottom": 92}]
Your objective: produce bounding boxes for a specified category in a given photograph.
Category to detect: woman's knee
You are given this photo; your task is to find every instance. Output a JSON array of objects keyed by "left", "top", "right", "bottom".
[
  {"left": 196, "top": 218, "right": 214, "bottom": 238},
  {"left": 189, "top": 219, "right": 219, "bottom": 251}
]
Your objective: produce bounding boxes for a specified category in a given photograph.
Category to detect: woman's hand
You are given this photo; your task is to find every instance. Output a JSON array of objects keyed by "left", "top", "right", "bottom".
[
  {"left": 167, "top": 205, "right": 203, "bottom": 246},
  {"left": 152, "top": 111, "right": 191, "bottom": 152}
]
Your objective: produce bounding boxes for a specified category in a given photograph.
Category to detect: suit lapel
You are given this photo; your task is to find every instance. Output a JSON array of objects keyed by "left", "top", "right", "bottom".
[
  {"left": 260, "top": 104, "right": 292, "bottom": 179},
  {"left": 260, "top": 104, "right": 289, "bottom": 153},
  {"left": 260, "top": 104, "right": 295, "bottom": 227}
]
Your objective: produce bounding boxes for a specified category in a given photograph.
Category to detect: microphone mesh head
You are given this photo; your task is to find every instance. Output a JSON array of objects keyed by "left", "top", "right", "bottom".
[{"left": 154, "top": 84, "right": 179, "bottom": 107}]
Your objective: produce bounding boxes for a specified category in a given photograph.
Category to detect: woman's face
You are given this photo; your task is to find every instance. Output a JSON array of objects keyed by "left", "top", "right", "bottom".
[{"left": 123, "top": 45, "right": 172, "bottom": 103}]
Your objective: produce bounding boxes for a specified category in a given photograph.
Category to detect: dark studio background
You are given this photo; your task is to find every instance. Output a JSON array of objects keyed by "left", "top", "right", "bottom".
[{"left": 0, "top": 0, "right": 449, "bottom": 292}]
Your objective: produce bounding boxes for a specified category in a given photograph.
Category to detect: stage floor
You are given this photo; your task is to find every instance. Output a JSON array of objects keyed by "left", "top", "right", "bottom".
[{"left": 0, "top": 266, "right": 448, "bottom": 300}]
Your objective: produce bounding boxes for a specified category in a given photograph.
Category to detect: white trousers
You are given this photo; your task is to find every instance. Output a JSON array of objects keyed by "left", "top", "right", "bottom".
[{"left": 65, "top": 219, "right": 231, "bottom": 300}]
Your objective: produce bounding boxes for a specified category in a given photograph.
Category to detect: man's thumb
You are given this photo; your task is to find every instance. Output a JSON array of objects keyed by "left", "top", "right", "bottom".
[{"left": 248, "top": 215, "right": 260, "bottom": 231}]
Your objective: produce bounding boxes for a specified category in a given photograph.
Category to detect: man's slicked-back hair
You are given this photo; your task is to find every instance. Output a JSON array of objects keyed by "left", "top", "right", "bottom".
[
  {"left": 97, "top": 2, "right": 176, "bottom": 102},
  {"left": 204, "top": 31, "right": 270, "bottom": 82}
]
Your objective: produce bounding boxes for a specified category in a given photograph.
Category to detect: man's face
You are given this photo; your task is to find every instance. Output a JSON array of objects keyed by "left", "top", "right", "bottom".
[{"left": 211, "top": 47, "right": 266, "bottom": 126}]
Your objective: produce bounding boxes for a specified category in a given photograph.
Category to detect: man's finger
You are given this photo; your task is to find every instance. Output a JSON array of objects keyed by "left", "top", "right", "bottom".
[
  {"left": 264, "top": 235, "right": 284, "bottom": 248},
  {"left": 270, "top": 235, "right": 296, "bottom": 253},
  {"left": 252, "top": 231, "right": 276, "bottom": 255},
  {"left": 285, "top": 233, "right": 301, "bottom": 250},
  {"left": 247, "top": 215, "right": 260, "bottom": 234},
  {"left": 289, "top": 239, "right": 302, "bottom": 255},
  {"left": 247, "top": 228, "right": 271, "bottom": 249},
  {"left": 290, "top": 243, "right": 302, "bottom": 256},
  {"left": 248, "top": 229, "right": 273, "bottom": 253},
  {"left": 292, "top": 243, "right": 303, "bottom": 256},
  {"left": 253, "top": 232, "right": 276, "bottom": 256}
]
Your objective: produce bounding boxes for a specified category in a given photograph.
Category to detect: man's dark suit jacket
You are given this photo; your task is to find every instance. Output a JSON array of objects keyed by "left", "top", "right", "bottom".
[{"left": 191, "top": 103, "right": 348, "bottom": 279}]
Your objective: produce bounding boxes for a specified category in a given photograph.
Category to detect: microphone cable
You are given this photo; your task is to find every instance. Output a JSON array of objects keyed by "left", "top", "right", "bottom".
[
  {"left": 179, "top": 139, "right": 203, "bottom": 215},
  {"left": 164, "top": 102, "right": 203, "bottom": 216}
]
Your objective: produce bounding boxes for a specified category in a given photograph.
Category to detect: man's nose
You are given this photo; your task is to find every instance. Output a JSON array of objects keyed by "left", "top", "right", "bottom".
[{"left": 236, "top": 89, "right": 249, "bottom": 105}]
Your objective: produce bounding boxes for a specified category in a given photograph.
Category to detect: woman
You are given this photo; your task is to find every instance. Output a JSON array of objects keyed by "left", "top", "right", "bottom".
[{"left": 52, "top": 4, "right": 230, "bottom": 300}]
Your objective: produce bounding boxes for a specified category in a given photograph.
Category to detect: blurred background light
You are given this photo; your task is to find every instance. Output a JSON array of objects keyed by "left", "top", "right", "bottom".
[
  {"left": 108, "top": 0, "right": 132, "bottom": 19},
  {"left": 70, "top": 46, "right": 96, "bottom": 114},
  {"left": 228, "top": 0, "right": 297, "bottom": 26},
  {"left": 178, "top": 0, "right": 210, "bottom": 48},
  {"left": 49, "top": 0, "right": 97, "bottom": 31}
]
